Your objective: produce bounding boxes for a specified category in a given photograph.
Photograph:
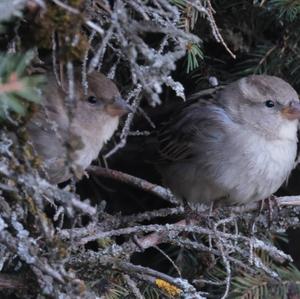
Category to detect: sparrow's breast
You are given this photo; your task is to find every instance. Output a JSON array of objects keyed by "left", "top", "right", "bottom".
[{"left": 217, "top": 128, "right": 297, "bottom": 204}]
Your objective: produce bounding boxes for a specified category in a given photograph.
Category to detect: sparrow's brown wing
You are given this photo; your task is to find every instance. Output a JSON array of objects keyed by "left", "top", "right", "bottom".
[
  {"left": 26, "top": 74, "right": 73, "bottom": 183},
  {"left": 157, "top": 87, "right": 233, "bottom": 163}
]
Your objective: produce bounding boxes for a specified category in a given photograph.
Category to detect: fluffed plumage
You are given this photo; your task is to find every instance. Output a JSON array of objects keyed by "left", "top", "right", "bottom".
[
  {"left": 27, "top": 70, "right": 129, "bottom": 184},
  {"left": 157, "top": 75, "right": 300, "bottom": 205}
]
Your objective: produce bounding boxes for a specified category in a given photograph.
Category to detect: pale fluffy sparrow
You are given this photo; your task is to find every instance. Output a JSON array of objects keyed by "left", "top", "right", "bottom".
[{"left": 157, "top": 75, "right": 300, "bottom": 205}]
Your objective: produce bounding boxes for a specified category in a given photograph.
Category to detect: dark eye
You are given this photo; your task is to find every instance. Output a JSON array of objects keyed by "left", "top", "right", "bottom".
[
  {"left": 265, "top": 100, "right": 275, "bottom": 108},
  {"left": 87, "top": 96, "right": 97, "bottom": 104}
]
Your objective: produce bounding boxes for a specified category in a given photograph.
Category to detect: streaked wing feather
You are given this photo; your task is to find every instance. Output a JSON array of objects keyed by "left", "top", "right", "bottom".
[{"left": 158, "top": 86, "right": 227, "bottom": 162}]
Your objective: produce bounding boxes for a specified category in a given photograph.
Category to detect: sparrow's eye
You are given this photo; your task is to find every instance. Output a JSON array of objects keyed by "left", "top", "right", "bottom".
[
  {"left": 265, "top": 100, "right": 275, "bottom": 108},
  {"left": 87, "top": 96, "right": 97, "bottom": 104}
]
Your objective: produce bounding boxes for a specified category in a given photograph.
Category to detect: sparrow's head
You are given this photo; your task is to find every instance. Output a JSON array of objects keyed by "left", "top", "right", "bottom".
[
  {"left": 70, "top": 71, "right": 130, "bottom": 135},
  {"left": 220, "top": 75, "right": 300, "bottom": 139},
  {"left": 79, "top": 71, "right": 129, "bottom": 118}
]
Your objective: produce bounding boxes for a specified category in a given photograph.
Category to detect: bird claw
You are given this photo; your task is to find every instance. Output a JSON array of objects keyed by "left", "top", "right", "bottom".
[
  {"left": 83, "top": 170, "right": 89, "bottom": 179},
  {"left": 266, "top": 195, "right": 279, "bottom": 226},
  {"left": 255, "top": 195, "right": 278, "bottom": 228}
]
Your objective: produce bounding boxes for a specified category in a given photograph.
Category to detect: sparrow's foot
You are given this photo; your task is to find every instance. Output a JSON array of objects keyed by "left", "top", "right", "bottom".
[{"left": 266, "top": 195, "right": 279, "bottom": 227}]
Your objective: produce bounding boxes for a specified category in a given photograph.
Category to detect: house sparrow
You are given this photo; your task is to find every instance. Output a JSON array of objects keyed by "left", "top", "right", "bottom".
[
  {"left": 157, "top": 75, "right": 300, "bottom": 205},
  {"left": 27, "top": 70, "right": 129, "bottom": 184}
]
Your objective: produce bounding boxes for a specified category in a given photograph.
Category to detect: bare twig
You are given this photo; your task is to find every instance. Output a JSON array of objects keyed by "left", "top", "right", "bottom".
[
  {"left": 51, "top": 0, "right": 104, "bottom": 35},
  {"left": 87, "top": 166, "right": 178, "bottom": 204},
  {"left": 123, "top": 274, "right": 145, "bottom": 299},
  {"left": 0, "top": 274, "right": 29, "bottom": 289},
  {"left": 103, "top": 85, "right": 143, "bottom": 158}
]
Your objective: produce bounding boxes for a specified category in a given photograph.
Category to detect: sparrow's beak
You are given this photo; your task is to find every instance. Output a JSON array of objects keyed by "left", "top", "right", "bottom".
[
  {"left": 281, "top": 101, "right": 300, "bottom": 120},
  {"left": 106, "top": 96, "right": 132, "bottom": 117}
]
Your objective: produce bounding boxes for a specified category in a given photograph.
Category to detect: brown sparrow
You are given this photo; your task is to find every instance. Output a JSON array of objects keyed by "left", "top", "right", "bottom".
[{"left": 27, "top": 70, "right": 129, "bottom": 183}]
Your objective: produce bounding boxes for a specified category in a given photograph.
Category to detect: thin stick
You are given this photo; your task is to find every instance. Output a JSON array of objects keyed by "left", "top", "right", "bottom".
[
  {"left": 87, "top": 166, "right": 178, "bottom": 205},
  {"left": 0, "top": 274, "right": 29, "bottom": 289}
]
